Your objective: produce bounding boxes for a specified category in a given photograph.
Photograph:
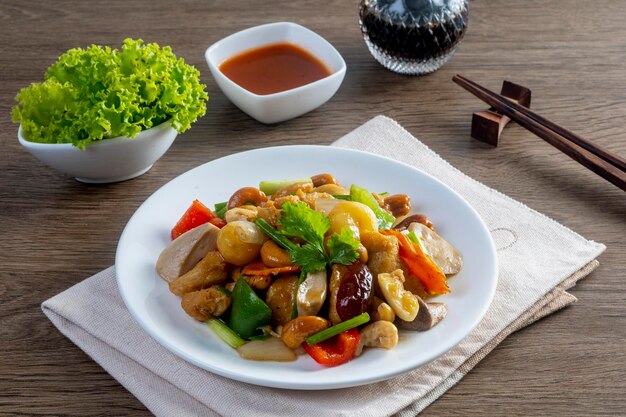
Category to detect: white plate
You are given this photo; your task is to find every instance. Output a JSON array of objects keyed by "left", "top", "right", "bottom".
[{"left": 116, "top": 145, "right": 498, "bottom": 390}]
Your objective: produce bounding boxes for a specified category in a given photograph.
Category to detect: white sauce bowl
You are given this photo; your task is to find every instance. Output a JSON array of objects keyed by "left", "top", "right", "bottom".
[{"left": 205, "top": 22, "right": 347, "bottom": 124}]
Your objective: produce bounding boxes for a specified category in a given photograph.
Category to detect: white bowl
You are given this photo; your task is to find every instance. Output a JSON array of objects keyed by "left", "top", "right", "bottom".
[
  {"left": 18, "top": 122, "right": 178, "bottom": 183},
  {"left": 205, "top": 22, "right": 346, "bottom": 124}
]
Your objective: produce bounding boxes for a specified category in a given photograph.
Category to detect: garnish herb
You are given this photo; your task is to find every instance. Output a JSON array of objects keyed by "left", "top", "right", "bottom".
[
  {"left": 279, "top": 202, "right": 359, "bottom": 274},
  {"left": 327, "top": 228, "right": 360, "bottom": 265},
  {"left": 305, "top": 313, "right": 370, "bottom": 346}
]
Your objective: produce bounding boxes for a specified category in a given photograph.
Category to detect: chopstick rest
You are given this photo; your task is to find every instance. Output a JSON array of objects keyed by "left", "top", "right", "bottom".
[
  {"left": 471, "top": 81, "right": 531, "bottom": 146},
  {"left": 454, "top": 74, "right": 626, "bottom": 191}
]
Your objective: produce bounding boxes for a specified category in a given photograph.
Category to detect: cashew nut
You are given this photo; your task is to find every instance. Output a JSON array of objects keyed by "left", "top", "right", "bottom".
[
  {"left": 355, "top": 321, "right": 398, "bottom": 356},
  {"left": 280, "top": 316, "right": 330, "bottom": 349},
  {"left": 356, "top": 243, "right": 369, "bottom": 264},
  {"left": 311, "top": 173, "right": 338, "bottom": 187},
  {"left": 227, "top": 187, "right": 268, "bottom": 210},
  {"left": 372, "top": 296, "right": 395, "bottom": 322},
  {"left": 260, "top": 240, "right": 294, "bottom": 267},
  {"left": 383, "top": 194, "right": 411, "bottom": 217}
]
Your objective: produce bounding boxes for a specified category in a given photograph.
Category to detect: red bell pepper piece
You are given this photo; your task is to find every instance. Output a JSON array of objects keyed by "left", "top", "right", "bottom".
[
  {"left": 170, "top": 199, "right": 225, "bottom": 240},
  {"left": 302, "top": 328, "right": 360, "bottom": 367}
]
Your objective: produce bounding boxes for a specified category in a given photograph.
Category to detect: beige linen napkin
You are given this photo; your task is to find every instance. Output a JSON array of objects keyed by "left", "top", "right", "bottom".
[{"left": 42, "top": 116, "right": 605, "bottom": 417}]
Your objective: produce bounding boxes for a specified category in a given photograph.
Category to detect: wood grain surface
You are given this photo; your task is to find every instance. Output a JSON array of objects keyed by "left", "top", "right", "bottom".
[{"left": 1, "top": 0, "right": 624, "bottom": 416}]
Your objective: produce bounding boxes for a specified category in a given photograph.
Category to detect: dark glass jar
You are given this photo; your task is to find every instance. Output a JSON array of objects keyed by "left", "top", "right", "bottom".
[{"left": 359, "top": 0, "right": 469, "bottom": 75}]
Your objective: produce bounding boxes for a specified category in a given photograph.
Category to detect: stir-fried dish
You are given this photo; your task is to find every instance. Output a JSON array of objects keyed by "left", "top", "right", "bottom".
[{"left": 155, "top": 174, "right": 463, "bottom": 367}]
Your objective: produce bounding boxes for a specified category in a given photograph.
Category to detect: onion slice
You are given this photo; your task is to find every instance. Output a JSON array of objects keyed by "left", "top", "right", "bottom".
[{"left": 236, "top": 337, "right": 297, "bottom": 362}]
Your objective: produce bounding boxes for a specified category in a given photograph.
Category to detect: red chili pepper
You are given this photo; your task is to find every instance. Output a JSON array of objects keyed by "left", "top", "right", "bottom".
[
  {"left": 171, "top": 199, "right": 224, "bottom": 240},
  {"left": 302, "top": 328, "right": 360, "bottom": 367}
]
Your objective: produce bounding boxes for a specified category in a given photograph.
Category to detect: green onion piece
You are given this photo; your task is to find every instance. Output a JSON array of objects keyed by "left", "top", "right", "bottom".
[
  {"left": 332, "top": 194, "right": 351, "bottom": 200},
  {"left": 214, "top": 201, "right": 228, "bottom": 219},
  {"left": 254, "top": 218, "right": 297, "bottom": 251},
  {"left": 305, "top": 313, "right": 370, "bottom": 346},
  {"left": 378, "top": 191, "right": 389, "bottom": 198},
  {"left": 259, "top": 178, "right": 312, "bottom": 195},
  {"left": 290, "top": 300, "right": 298, "bottom": 320},
  {"left": 206, "top": 318, "right": 245, "bottom": 348}
]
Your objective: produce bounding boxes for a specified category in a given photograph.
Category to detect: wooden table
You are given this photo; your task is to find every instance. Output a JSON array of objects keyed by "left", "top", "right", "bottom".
[{"left": 1, "top": 0, "right": 624, "bottom": 415}]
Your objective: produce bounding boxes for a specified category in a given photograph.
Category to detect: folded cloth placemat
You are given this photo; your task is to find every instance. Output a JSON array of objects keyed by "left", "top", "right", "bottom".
[{"left": 42, "top": 116, "right": 605, "bottom": 417}]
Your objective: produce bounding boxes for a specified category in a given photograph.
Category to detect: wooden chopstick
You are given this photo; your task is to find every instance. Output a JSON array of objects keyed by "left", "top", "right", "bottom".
[
  {"left": 456, "top": 75, "right": 626, "bottom": 171},
  {"left": 453, "top": 75, "right": 626, "bottom": 192}
]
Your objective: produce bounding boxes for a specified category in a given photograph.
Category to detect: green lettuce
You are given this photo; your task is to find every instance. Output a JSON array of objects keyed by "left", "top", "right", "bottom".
[{"left": 12, "top": 38, "right": 208, "bottom": 149}]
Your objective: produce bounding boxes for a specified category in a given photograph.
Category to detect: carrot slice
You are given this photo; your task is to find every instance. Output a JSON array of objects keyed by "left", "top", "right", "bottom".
[
  {"left": 241, "top": 262, "right": 301, "bottom": 276},
  {"left": 380, "top": 230, "right": 450, "bottom": 295}
]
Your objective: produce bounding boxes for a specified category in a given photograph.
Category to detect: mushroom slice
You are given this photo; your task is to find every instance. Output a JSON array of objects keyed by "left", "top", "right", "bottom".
[
  {"left": 156, "top": 223, "right": 219, "bottom": 282},
  {"left": 297, "top": 270, "right": 328, "bottom": 316},
  {"left": 395, "top": 297, "right": 447, "bottom": 331},
  {"left": 407, "top": 222, "right": 463, "bottom": 275}
]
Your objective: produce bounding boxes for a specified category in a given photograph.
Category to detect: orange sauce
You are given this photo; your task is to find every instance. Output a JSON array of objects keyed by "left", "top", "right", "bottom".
[{"left": 219, "top": 43, "right": 332, "bottom": 95}]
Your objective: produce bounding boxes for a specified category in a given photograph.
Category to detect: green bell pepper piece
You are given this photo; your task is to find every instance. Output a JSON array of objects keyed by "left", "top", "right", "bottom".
[{"left": 229, "top": 279, "right": 272, "bottom": 339}]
